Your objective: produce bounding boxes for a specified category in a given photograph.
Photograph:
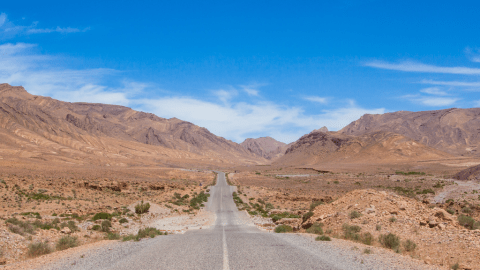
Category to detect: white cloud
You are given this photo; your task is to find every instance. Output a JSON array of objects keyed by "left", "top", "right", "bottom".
[
  {"left": 304, "top": 96, "right": 328, "bottom": 104},
  {"left": 419, "top": 87, "right": 448, "bottom": 96},
  {"left": 0, "top": 13, "right": 87, "bottom": 39},
  {"left": 240, "top": 83, "right": 265, "bottom": 96},
  {"left": 465, "top": 47, "right": 480, "bottom": 63},
  {"left": 27, "top": 26, "right": 88, "bottom": 34},
  {"left": 0, "top": 13, "right": 6, "bottom": 27},
  {"left": 365, "top": 60, "right": 480, "bottom": 75},
  {"left": 0, "top": 42, "right": 386, "bottom": 143},
  {"left": 420, "top": 79, "right": 480, "bottom": 87},
  {"left": 403, "top": 94, "right": 459, "bottom": 107}
]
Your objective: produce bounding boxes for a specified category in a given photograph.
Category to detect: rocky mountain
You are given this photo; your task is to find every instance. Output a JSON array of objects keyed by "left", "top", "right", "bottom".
[
  {"left": 454, "top": 164, "right": 480, "bottom": 181},
  {"left": 0, "top": 84, "right": 264, "bottom": 167},
  {"left": 240, "top": 136, "right": 289, "bottom": 160},
  {"left": 274, "top": 129, "right": 452, "bottom": 166},
  {"left": 340, "top": 108, "right": 480, "bottom": 156}
]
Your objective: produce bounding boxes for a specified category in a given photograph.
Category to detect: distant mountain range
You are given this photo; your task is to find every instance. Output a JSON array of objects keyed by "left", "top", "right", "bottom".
[
  {"left": 0, "top": 84, "right": 264, "bottom": 167},
  {"left": 2, "top": 83, "right": 479, "bottom": 169}
]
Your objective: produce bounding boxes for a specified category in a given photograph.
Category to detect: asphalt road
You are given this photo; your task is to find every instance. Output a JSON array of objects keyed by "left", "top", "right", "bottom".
[{"left": 39, "top": 172, "right": 433, "bottom": 270}]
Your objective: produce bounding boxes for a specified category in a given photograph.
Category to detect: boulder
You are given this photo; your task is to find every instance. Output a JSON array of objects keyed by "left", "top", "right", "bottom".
[
  {"left": 276, "top": 218, "right": 302, "bottom": 229},
  {"left": 434, "top": 209, "right": 455, "bottom": 222},
  {"left": 61, "top": 227, "right": 71, "bottom": 234}
]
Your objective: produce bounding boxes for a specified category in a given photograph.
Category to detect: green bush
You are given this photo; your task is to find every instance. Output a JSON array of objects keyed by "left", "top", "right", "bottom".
[
  {"left": 119, "top": 218, "right": 128, "bottom": 224},
  {"left": 274, "top": 225, "right": 293, "bottom": 233},
  {"left": 362, "top": 232, "right": 374, "bottom": 245},
  {"left": 101, "top": 220, "right": 112, "bottom": 232},
  {"left": 56, "top": 236, "right": 78, "bottom": 251},
  {"left": 458, "top": 215, "right": 480, "bottom": 230},
  {"left": 6, "top": 218, "right": 36, "bottom": 235},
  {"left": 446, "top": 208, "right": 455, "bottom": 215},
  {"left": 379, "top": 233, "right": 400, "bottom": 250},
  {"left": 306, "top": 223, "right": 323, "bottom": 235},
  {"left": 403, "top": 239, "right": 416, "bottom": 251},
  {"left": 107, "top": 233, "right": 120, "bottom": 240},
  {"left": 135, "top": 201, "right": 151, "bottom": 214},
  {"left": 59, "top": 221, "right": 79, "bottom": 232},
  {"left": 302, "top": 211, "right": 314, "bottom": 223},
  {"left": 137, "top": 227, "right": 163, "bottom": 239},
  {"left": 309, "top": 201, "right": 324, "bottom": 211},
  {"left": 315, "top": 235, "right": 331, "bottom": 241},
  {"left": 91, "top": 225, "right": 101, "bottom": 231},
  {"left": 92, "top": 212, "right": 112, "bottom": 221},
  {"left": 28, "top": 241, "right": 52, "bottom": 257},
  {"left": 349, "top": 211, "right": 362, "bottom": 219},
  {"left": 342, "top": 224, "right": 361, "bottom": 241}
]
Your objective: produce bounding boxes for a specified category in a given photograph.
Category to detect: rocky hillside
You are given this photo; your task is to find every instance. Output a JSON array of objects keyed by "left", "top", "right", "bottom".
[
  {"left": 340, "top": 108, "right": 480, "bottom": 156},
  {"left": 454, "top": 164, "right": 480, "bottom": 180},
  {"left": 274, "top": 130, "right": 451, "bottom": 166},
  {"left": 240, "top": 136, "right": 289, "bottom": 160},
  {"left": 0, "top": 84, "right": 264, "bottom": 167}
]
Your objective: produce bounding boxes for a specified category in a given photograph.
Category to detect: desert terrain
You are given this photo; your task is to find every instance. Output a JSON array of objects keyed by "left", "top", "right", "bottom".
[{"left": 0, "top": 84, "right": 479, "bottom": 269}]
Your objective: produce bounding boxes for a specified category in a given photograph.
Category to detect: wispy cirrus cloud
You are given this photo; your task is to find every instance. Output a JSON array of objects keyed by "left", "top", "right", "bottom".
[
  {"left": 304, "top": 96, "right": 329, "bottom": 104},
  {"left": 365, "top": 60, "right": 480, "bottom": 75},
  {"left": 0, "top": 42, "right": 386, "bottom": 143},
  {"left": 465, "top": 47, "right": 480, "bottom": 63},
  {"left": 419, "top": 87, "right": 448, "bottom": 96},
  {"left": 0, "top": 12, "right": 88, "bottom": 39},
  {"left": 420, "top": 79, "right": 480, "bottom": 88},
  {"left": 402, "top": 94, "right": 459, "bottom": 107}
]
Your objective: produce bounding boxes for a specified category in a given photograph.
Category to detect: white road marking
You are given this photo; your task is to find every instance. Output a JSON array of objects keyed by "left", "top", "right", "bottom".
[{"left": 223, "top": 225, "right": 230, "bottom": 270}]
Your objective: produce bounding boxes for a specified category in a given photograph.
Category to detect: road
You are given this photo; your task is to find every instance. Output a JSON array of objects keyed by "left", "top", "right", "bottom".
[{"left": 38, "top": 172, "right": 435, "bottom": 270}]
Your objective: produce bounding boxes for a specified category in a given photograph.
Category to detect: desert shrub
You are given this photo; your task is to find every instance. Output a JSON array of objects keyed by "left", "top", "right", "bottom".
[
  {"left": 451, "top": 263, "right": 459, "bottom": 270},
  {"left": 274, "top": 225, "right": 293, "bottom": 233},
  {"left": 416, "top": 189, "right": 435, "bottom": 195},
  {"left": 6, "top": 218, "right": 36, "bottom": 235},
  {"left": 403, "top": 239, "right": 416, "bottom": 251},
  {"left": 446, "top": 208, "right": 455, "bottom": 215},
  {"left": 462, "top": 207, "right": 472, "bottom": 214},
  {"left": 303, "top": 211, "right": 314, "bottom": 223},
  {"left": 107, "top": 233, "right": 120, "bottom": 240},
  {"left": 270, "top": 212, "right": 301, "bottom": 222},
  {"left": 349, "top": 211, "right": 362, "bottom": 219},
  {"left": 101, "top": 220, "right": 112, "bottom": 232},
  {"left": 333, "top": 181, "right": 339, "bottom": 184},
  {"left": 389, "top": 216, "right": 397, "bottom": 223},
  {"left": 91, "top": 225, "right": 101, "bottom": 231},
  {"left": 362, "top": 232, "right": 374, "bottom": 245},
  {"left": 395, "top": 171, "right": 425, "bottom": 176},
  {"left": 363, "top": 248, "right": 372, "bottom": 254},
  {"left": 27, "top": 241, "right": 52, "bottom": 257},
  {"left": 122, "top": 234, "right": 137, "bottom": 242},
  {"left": 137, "top": 227, "right": 163, "bottom": 239},
  {"left": 379, "top": 233, "right": 400, "bottom": 250},
  {"left": 59, "top": 221, "right": 79, "bottom": 232},
  {"left": 309, "top": 201, "right": 324, "bottom": 211},
  {"left": 92, "top": 212, "right": 112, "bottom": 221},
  {"left": 342, "top": 224, "right": 361, "bottom": 241},
  {"left": 119, "top": 218, "right": 128, "bottom": 224},
  {"left": 315, "top": 235, "right": 331, "bottom": 241},
  {"left": 306, "top": 223, "right": 323, "bottom": 235},
  {"left": 56, "top": 236, "right": 78, "bottom": 250},
  {"left": 376, "top": 224, "right": 381, "bottom": 231},
  {"left": 458, "top": 215, "right": 480, "bottom": 230}
]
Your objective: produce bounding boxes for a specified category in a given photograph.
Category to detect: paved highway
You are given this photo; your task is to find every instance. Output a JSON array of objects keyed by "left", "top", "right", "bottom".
[{"left": 39, "top": 172, "right": 432, "bottom": 270}]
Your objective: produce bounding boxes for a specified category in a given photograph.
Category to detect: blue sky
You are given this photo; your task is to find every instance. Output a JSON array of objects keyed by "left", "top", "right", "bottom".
[{"left": 1, "top": 1, "right": 480, "bottom": 143}]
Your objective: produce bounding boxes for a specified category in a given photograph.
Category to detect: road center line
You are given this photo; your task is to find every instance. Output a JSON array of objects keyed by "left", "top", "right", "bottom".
[{"left": 223, "top": 225, "right": 230, "bottom": 270}]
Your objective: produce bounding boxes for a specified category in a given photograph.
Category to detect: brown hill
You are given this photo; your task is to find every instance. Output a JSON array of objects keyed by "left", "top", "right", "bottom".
[
  {"left": 454, "top": 164, "right": 480, "bottom": 180},
  {"left": 240, "top": 136, "right": 289, "bottom": 160},
  {"left": 0, "top": 84, "right": 264, "bottom": 167},
  {"left": 274, "top": 130, "right": 452, "bottom": 166},
  {"left": 340, "top": 108, "right": 480, "bottom": 156}
]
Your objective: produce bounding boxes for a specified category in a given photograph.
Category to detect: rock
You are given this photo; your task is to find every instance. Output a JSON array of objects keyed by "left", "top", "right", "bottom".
[
  {"left": 276, "top": 218, "right": 302, "bottom": 229},
  {"left": 61, "top": 227, "right": 71, "bottom": 234},
  {"left": 365, "top": 207, "right": 375, "bottom": 214},
  {"left": 424, "top": 256, "right": 432, "bottom": 264},
  {"left": 429, "top": 220, "right": 438, "bottom": 228},
  {"left": 87, "top": 225, "right": 93, "bottom": 230},
  {"left": 438, "top": 223, "right": 446, "bottom": 230},
  {"left": 0, "top": 258, "right": 6, "bottom": 265},
  {"left": 434, "top": 209, "right": 455, "bottom": 222},
  {"left": 397, "top": 201, "right": 408, "bottom": 210}
]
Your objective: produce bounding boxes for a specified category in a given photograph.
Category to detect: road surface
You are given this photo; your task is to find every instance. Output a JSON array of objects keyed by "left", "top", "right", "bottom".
[{"left": 37, "top": 172, "right": 435, "bottom": 270}]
